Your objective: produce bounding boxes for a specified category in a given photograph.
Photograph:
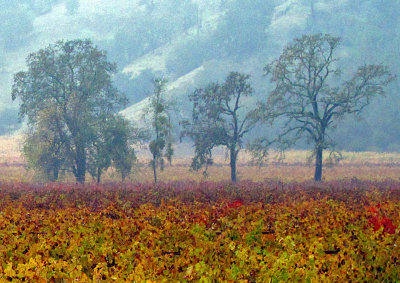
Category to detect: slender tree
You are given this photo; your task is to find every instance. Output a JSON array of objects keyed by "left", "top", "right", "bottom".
[
  {"left": 182, "top": 72, "right": 258, "bottom": 182},
  {"left": 144, "top": 78, "right": 174, "bottom": 183},
  {"left": 256, "top": 34, "right": 394, "bottom": 181}
]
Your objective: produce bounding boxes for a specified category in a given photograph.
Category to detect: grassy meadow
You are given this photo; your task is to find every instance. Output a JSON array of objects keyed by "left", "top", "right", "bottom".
[{"left": 1, "top": 135, "right": 400, "bottom": 183}]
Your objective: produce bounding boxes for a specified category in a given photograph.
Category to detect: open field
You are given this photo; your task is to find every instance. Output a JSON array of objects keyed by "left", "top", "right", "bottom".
[
  {"left": 121, "top": 164, "right": 400, "bottom": 183},
  {"left": 3, "top": 162, "right": 400, "bottom": 184},
  {"left": 0, "top": 181, "right": 398, "bottom": 281},
  {"left": 1, "top": 135, "right": 400, "bottom": 183}
]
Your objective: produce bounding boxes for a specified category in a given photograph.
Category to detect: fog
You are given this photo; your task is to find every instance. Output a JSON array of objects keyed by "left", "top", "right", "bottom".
[{"left": 1, "top": 0, "right": 399, "bottom": 150}]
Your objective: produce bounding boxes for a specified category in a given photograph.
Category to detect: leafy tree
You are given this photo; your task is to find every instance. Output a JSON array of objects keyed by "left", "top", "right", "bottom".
[
  {"left": 12, "top": 39, "right": 128, "bottom": 183},
  {"left": 256, "top": 34, "right": 394, "bottom": 181},
  {"left": 106, "top": 116, "right": 141, "bottom": 181},
  {"left": 144, "top": 78, "right": 174, "bottom": 183},
  {"left": 23, "top": 106, "right": 70, "bottom": 181},
  {"left": 87, "top": 115, "right": 137, "bottom": 183},
  {"left": 182, "top": 72, "right": 258, "bottom": 182}
]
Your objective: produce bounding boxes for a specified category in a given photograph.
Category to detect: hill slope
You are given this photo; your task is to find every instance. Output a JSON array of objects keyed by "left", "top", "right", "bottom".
[
  {"left": 120, "top": 0, "right": 400, "bottom": 152},
  {"left": 1, "top": 0, "right": 399, "bottom": 151}
]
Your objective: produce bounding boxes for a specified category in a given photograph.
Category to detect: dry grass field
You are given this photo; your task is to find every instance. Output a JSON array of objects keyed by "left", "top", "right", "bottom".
[{"left": 0, "top": 135, "right": 400, "bottom": 183}]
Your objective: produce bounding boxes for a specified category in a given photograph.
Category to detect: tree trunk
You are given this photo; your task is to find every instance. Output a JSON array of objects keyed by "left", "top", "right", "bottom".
[
  {"left": 75, "top": 145, "right": 86, "bottom": 184},
  {"left": 230, "top": 148, "right": 237, "bottom": 183},
  {"left": 53, "top": 167, "right": 59, "bottom": 181},
  {"left": 97, "top": 168, "right": 101, "bottom": 183},
  {"left": 314, "top": 146, "right": 323, "bottom": 181},
  {"left": 152, "top": 156, "right": 158, "bottom": 184}
]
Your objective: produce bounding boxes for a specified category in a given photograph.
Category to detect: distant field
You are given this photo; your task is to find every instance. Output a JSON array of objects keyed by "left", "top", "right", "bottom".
[
  {"left": 1, "top": 135, "right": 400, "bottom": 183},
  {"left": 0, "top": 135, "right": 23, "bottom": 164}
]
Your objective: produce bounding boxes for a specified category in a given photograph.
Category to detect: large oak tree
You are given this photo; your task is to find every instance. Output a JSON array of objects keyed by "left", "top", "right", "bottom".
[
  {"left": 12, "top": 39, "right": 129, "bottom": 183},
  {"left": 256, "top": 34, "right": 394, "bottom": 181}
]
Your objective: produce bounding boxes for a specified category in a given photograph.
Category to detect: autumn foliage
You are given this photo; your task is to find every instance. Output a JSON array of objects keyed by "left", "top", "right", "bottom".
[
  {"left": 367, "top": 204, "right": 397, "bottom": 234},
  {"left": 0, "top": 180, "right": 398, "bottom": 281}
]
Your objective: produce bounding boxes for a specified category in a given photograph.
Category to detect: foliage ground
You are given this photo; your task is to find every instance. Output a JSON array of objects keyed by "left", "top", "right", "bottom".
[{"left": 0, "top": 181, "right": 398, "bottom": 281}]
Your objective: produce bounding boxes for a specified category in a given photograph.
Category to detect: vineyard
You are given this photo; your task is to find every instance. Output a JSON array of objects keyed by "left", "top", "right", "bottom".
[
  {"left": 0, "top": 180, "right": 398, "bottom": 281},
  {"left": 1, "top": 1, "right": 400, "bottom": 281}
]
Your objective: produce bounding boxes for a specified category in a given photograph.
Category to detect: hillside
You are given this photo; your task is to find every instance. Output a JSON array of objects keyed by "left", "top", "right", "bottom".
[
  {"left": 0, "top": 0, "right": 399, "bottom": 151},
  {"left": 120, "top": 0, "right": 400, "bottom": 152}
]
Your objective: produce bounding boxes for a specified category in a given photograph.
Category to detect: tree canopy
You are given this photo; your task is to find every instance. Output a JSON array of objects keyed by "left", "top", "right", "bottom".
[{"left": 12, "top": 39, "right": 131, "bottom": 183}]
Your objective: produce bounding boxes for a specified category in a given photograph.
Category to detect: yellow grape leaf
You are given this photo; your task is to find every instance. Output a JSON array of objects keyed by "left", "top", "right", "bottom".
[
  {"left": 229, "top": 241, "right": 236, "bottom": 251},
  {"left": 5, "top": 262, "right": 16, "bottom": 277}
]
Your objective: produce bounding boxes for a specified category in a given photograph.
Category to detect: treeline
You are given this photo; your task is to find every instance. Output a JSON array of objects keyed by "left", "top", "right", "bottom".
[{"left": 11, "top": 34, "right": 395, "bottom": 183}]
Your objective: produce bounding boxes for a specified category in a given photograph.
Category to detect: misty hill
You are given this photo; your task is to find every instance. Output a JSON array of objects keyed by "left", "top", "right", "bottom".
[
  {"left": 1, "top": 0, "right": 400, "bottom": 151},
  {"left": 120, "top": 0, "right": 400, "bottom": 152}
]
